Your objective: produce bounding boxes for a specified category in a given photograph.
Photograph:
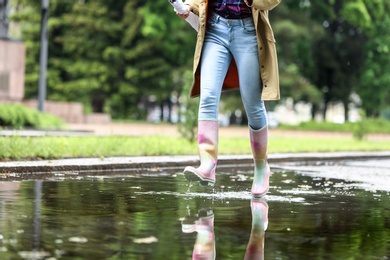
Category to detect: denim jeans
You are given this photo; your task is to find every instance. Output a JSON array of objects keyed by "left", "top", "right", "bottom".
[{"left": 199, "top": 12, "right": 268, "bottom": 130}]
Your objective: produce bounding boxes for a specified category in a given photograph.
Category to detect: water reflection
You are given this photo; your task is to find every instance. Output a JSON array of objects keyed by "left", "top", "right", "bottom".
[
  {"left": 182, "top": 207, "right": 216, "bottom": 259},
  {"left": 244, "top": 199, "right": 267, "bottom": 260},
  {"left": 0, "top": 167, "right": 389, "bottom": 259},
  {"left": 0, "top": 181, "right": 20, "bottom": 199},
  {"left": 181, "top": 199, "right": 269, "bottom": 260},
  {"left": 33, "top": 181, "right": 42, "bottom": 252}
]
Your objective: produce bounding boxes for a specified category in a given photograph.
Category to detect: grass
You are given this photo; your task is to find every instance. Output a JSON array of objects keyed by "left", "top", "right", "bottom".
[
  {"left": 0, "top": 134, "right": 389, "bottom": 161},
  {"left": 279, "top": 119, "right": 390, "bottom": 134}
]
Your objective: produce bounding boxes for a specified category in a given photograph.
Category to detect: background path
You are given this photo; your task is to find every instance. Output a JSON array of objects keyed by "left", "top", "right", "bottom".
[{"left": 67, "top": 122, "right": 390, "bottom": 141}]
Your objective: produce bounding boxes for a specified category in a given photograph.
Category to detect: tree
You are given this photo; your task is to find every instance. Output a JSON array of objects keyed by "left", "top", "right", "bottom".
[
  {"left": 308, "top": 0, "right": 390, "bottom": 119},
  {"left": 355, "top": 0, "right": 390, "bottom": 117},
  {"left": 272, "top": 2, "right": 323, "bottom": 110},
  {"left": 303, "top": 0, "right": 365, "bottom": 120},
  {"left": 11, "top": 0, "right": 387, "bottom": 123},
  {"left": 312, "top": 18, "right": 365, "bottom": 120},
  {"left": 10, "top": 0, "right": 196, "bottom": 120},
  {"left": 275, "top": 0, "right": 389, "bottom": 121}
]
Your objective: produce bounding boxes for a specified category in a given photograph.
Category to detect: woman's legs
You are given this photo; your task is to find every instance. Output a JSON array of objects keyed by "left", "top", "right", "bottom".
[
  {"left": 230, "top": 18, "right": 267, "bottom": 130},
  {"left": 198, "top": 15, "right": 231, "bottom": 121},
  {"left": 230, "top": 17, "right": 270, "bottom": 197},
  {"left": 184, "top": 14, "right": 232, "bottom": 186},
  {"left": 185, "top": 14, "right": 270, "bottom": 194}
]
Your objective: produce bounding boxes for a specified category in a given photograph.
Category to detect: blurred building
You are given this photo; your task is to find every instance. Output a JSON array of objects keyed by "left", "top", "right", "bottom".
[
  {"left": 0, "top": 0, "right": 26, "bottom": 103},
  {"left": 0, "top": 39, "right": 26, "bottom": 103},
  {"left": 0, "top": 0, "right": 9, "bottom": 38}
]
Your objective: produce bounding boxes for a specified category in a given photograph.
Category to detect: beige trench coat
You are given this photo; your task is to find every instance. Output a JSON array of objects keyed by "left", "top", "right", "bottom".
[{"left": 187, "top": 0, "right": 281, "bottom": 100}]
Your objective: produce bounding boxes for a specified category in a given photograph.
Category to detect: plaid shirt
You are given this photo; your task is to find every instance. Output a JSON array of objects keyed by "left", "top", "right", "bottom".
[{"left": 211, "top": 0, "right": 252, "bottom": 19}]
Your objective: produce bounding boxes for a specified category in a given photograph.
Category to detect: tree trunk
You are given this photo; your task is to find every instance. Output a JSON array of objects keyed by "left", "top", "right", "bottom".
[
  {"left": 343, "top": 100, "right": 349, "bottom": 123},
  {"left": 322, "top": 101, "right": 328, "bottom": 121},
  {"left": 0, "top": 0, "right": 9, "bottom": 38}
]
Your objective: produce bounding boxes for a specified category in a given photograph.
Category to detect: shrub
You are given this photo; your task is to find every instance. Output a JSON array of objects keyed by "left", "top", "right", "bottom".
[
  {"left": 352, "top": 110, "right": 367, "bottom": 140},
  {"left": 0, "top": 104, "right": 64, "bottom": 129},
  {"left": 177, "top": 71, "right": 199, "bottom": 143}
]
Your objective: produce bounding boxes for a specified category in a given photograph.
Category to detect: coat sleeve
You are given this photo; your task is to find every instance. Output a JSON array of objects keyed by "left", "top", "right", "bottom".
[{"left": 244, "top": 0, "right": 281, "bottom": 10}]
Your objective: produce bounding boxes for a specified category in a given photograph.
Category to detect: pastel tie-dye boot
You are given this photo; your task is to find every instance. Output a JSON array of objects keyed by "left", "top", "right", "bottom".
[
  {"left": 184, "top": 120, "right": 218, "bottom": 187},
  {"left": 249, "top": 126, "right": 270, "bottom": 197},
  {"left": 244, "top": 199, "right": 268, "bottom": 260},
  {"left": 181, "top": 208, "right": 215, "bottom": 260},
  {"left": 192, "top": 209, "right": 215, "bottom": 260}
]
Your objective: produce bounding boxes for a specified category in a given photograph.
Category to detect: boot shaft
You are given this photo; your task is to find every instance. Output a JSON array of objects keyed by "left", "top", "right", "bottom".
[
  {"left": 183, "top": 120, "right": 219, "bottom": 186},
  {"left": 197, "top": 120, "right": 219, "bottom": 160},
  {"left": 249, "top": 126, "right": 270, "bottom": 197},
  {"left": 249, "top": 126, "right": 268, "bottom": 160}
]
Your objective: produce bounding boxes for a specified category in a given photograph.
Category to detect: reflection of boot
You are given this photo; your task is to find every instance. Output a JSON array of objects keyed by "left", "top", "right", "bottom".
[
  {"left": 181, "top": 208, "right": 216, "bottom": 260},
  {"left": 184, "top": 120, "right": 218, "bottom": 187},
  {"left": 245, "top": 199, "right": 268, "bottom": 260},
  {"left": 182, "top": 208, "right": 214, "bottom": 233},
  {"left": 249, "top": 126, "right": 270, "bottom": 197}
]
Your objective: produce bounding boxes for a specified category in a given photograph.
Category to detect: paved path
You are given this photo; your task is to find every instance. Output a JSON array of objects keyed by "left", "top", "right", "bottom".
[
  {"left": 66, "top": 122, "right": 390, "bottom": 141},
  {"left": 1, "top": 151, "right": 390, "bottom": 177},
  {"left": 2, "top": 122, "right": 389, "bottom": 141}
]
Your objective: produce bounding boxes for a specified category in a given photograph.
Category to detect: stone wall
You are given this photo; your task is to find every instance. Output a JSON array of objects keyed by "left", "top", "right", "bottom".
[
  {"left": 0, "top": 40, "right": 111, "bottom": 124},
  {"left": 23, "top": 100, "right": 84, "bottom": 123},
  {"left": 22, "top": 100, "right": 111, "bottom": 124},
  {"left": 0, "top": 39, "right": 25, "bottom": 102}
]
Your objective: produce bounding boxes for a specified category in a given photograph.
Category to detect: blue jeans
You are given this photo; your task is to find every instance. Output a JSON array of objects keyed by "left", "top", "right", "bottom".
[{"left": 199, "top": 12, "right": 267, "bottom": 130}]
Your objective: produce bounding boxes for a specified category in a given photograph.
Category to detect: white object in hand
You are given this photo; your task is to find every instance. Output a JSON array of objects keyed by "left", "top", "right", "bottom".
[
  {"left": 169, "top": 0, "right": 199, "bottom": 32},
  {"left": 169, "top": 0, "right": 189, "bottom": 14}
]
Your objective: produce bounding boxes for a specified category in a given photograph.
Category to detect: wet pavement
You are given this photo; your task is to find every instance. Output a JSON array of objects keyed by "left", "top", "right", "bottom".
[
  {"left": 274, "top": 156, "right": 390, "bottom": 193},
  {"left": 0, "top": 152, "right": 389, "bottom": 259},
  {"left": 1, "top": 151, "right": 390, "bottom": 176}
]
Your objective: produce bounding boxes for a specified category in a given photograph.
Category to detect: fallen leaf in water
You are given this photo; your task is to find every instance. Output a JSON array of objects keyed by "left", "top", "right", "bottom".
[
  {"left": 68, "top": 236, "right": 88, "bottom": 243},
  {"left": 133, "top": 236, "right": 158, "bottom": 244},
  {"left": 18, "top": 251, "right": 50, "bottom": 258}
]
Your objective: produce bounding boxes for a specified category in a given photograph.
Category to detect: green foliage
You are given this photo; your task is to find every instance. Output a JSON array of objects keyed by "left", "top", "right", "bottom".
[
  {"left": 341, "top": 0, "right": 372, "bottom": 31},
  {"left": 8, "top": 0, "right": 389, "bottom": 122},
  {"left": 177, "top": 71, "right": 199, "bottom": 143},
  {"left": 0, "top": 104, "right": 64, "bottom": 129},
  {"left": 272, "top": 3, "right": 325, "bottom": 108},
  {"left": 352, "top": 110, "right": 367, "bottom": 141},
  {"left": 356, "top": 0, "right": 390, "bottom": 117},
  {"left": 9, "top": 0, "right": 196, "bottom": 120},
  {"left": 274, "top": 0, "right": 389, "bottom": 121},
  {"left": 279, "top": 64, "right": 322, "bottom": 104}
]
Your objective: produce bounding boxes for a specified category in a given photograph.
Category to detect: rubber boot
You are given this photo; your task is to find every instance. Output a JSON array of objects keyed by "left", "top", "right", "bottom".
[
  {"left": 249, "top": 126, "right": 271, "bottom": 197},
  {"left": 244, "top": 199, "right": 268, "bottom": 260},
  {"left": 184, "top": 120, "right": 218, "bottom": 187},
  {"left": 182, "top": 208, "right": 214, "bottom": 234},
  {"left": 181, "top": 208, "right": 215, "bottom": 260}
]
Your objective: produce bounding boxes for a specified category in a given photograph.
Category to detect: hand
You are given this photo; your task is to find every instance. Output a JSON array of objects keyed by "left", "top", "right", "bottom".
[
  {"left": 176, "top": 5, "right": 191, "bottom": 20},
  {"left": 177, "top": 12, "right": 189, "bottom": 19}
]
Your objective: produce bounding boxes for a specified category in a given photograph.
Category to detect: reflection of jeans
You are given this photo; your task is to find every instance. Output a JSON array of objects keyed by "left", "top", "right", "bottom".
[{"left": 199, "top": 12, "right": 267, "bottom": 130}]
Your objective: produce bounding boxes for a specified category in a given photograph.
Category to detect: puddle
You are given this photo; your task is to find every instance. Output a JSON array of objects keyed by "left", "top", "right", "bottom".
[
  {"left": 275, "top": 159, "right": 390, "bottom": 192},
  {"left": 0, "top": 161, "right": 389, "bottom": 259}
]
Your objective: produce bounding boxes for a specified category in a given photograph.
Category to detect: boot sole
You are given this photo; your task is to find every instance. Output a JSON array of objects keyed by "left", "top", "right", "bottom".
[
  {"left": 184, "top": 168, "right": 215, "bottom": 187},
  {"left": 252, "top": 192, "right": 267, "bottom": 198},
  {"left": 252, "top": 187, "right": 269, "bottom": 198}
]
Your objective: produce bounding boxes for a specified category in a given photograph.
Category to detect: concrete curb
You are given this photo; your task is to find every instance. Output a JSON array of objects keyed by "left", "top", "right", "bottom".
[{"left": 1, "top": 151, "right": 390, "bottom": 177}]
